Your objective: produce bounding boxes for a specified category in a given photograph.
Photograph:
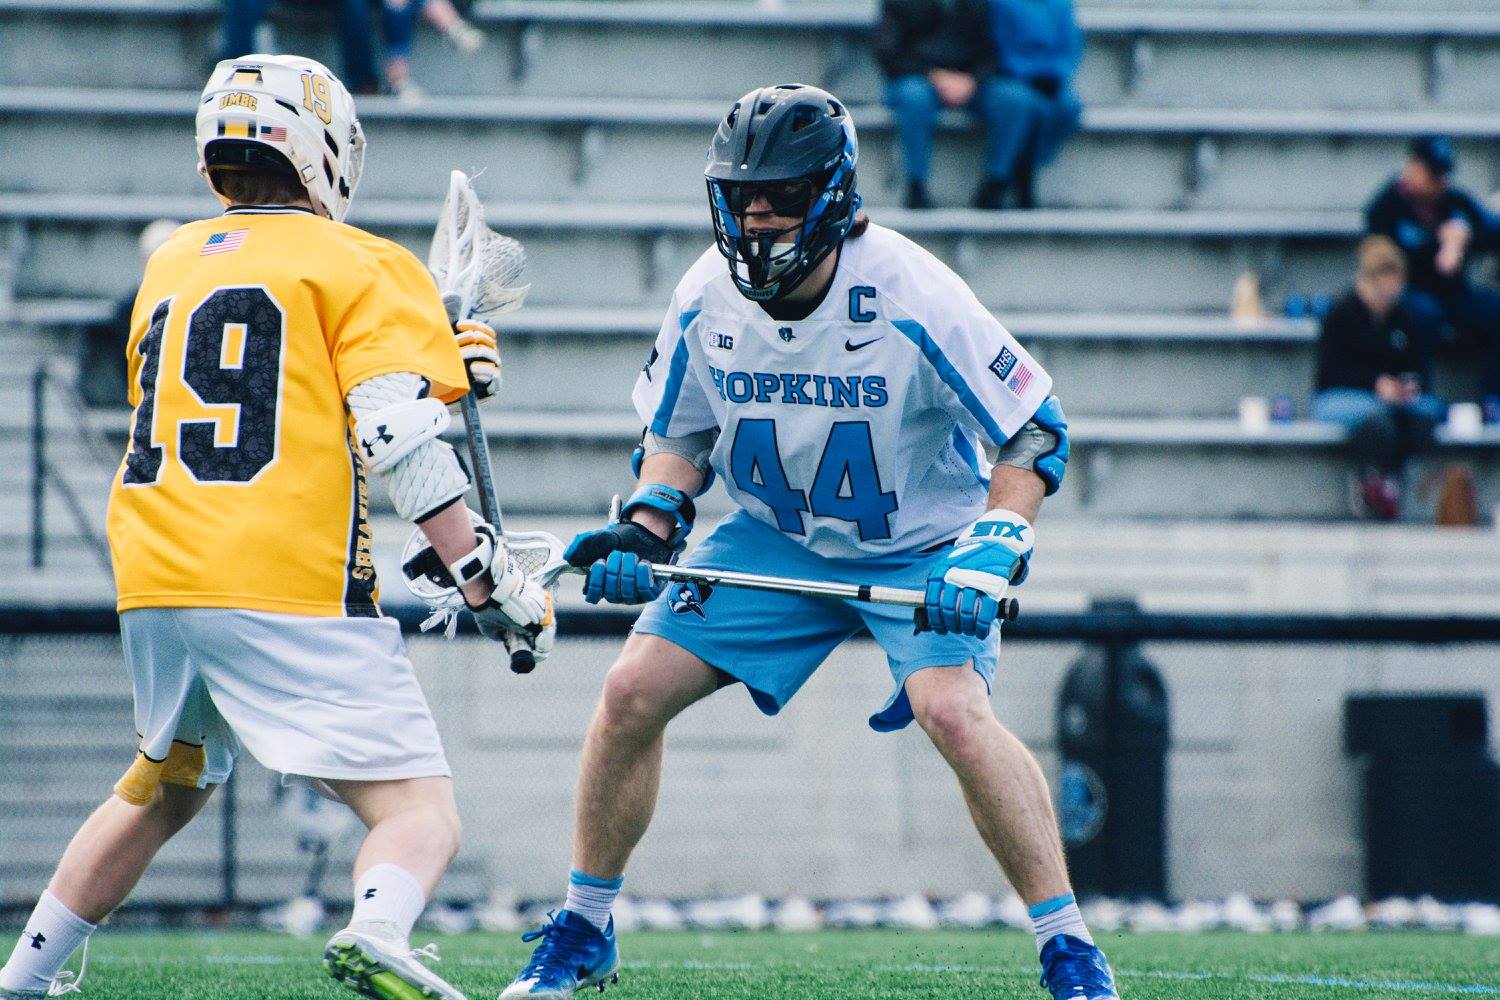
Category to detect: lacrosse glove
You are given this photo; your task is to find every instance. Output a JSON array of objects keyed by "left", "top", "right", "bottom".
[
  {"left": 447, "top": 523, "right": 556, "bottom": 654},
  {"left": 564, "top": 485, "right": 692, "bottom": 605},
  {"left": 922, "top": 510, "right": 1033, "bottom": 639},
  {"left": 453, "top": 319, "right": 500, "bottom": 399}
]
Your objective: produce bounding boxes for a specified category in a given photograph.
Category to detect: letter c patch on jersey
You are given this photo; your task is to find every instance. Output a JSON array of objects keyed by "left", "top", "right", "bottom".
[{"left": 849, "top": 286, "right": 877, "bottom": 323}]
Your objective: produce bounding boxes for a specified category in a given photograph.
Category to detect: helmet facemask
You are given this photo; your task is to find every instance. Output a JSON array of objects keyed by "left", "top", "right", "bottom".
[{"left": 705, "top": 89, "right": 862, "bottom": 302}]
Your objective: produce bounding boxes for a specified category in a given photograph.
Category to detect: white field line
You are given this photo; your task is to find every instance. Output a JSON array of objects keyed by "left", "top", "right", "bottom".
[{"left": 80, "top": 954, "right": 1500, "bottom": 994}]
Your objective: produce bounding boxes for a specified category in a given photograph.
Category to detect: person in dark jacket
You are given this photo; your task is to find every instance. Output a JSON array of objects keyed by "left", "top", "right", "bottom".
[
  {"left": 1311, "top": 236, "right": 1446, "bottom": 521},
  {"left": 1365, "top": 136, "right": 1500, "bottom": 421},
  {"left": 877, "top": 0, "right": 1081, "bottom": 210}
]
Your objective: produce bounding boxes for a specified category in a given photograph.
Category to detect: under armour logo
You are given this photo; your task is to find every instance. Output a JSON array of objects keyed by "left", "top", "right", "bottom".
[
  {"left": 363, "top": 888, "right": 378, "bottom": 900},
  {"left": 26, "top": 932, "right": 45, "bottom": 950},
  {"left": 361, "top": 425, "right": 394, "bottom": 457}
]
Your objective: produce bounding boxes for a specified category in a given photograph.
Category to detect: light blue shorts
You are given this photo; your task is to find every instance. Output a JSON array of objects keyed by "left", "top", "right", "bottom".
[{"left": 634, "top": 510, "right": 1000, "bottom": 731}]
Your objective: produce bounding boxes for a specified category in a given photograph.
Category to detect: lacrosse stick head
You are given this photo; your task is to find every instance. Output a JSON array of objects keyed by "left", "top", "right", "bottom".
[
  {"left": 401, "top": 516, "right": 566, "bottom": 612},
  {"left": 428, "top": 169, "right": 531, "bottom": 322}
]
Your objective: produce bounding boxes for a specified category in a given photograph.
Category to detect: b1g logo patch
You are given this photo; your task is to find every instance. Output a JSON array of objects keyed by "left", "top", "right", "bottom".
[
  {"left": 668, "top": 581, "right": 714, "bottom": 619},
  {"left": 989, "top": 347, "right": 1018, "bottom": 382}
]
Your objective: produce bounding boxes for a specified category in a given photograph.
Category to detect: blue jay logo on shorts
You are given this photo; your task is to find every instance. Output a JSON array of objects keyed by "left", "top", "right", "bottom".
[{"left": 668, "top": 581, "right": 713, "bottom": 619}]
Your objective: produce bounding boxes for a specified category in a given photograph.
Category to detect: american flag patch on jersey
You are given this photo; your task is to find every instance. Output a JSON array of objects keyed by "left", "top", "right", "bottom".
[
  {"left": 201, "top": 229, "right": 249, "bottom": 256},
  {"left": 1006, "top": 363, "right": 1034, "bottom": 395},
  {"left": 259, "top": 125, "right": 287, "bottom": 141}
]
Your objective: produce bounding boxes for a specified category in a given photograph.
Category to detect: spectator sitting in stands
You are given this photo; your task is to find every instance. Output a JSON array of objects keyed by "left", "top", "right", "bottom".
[
  {"left": 381, "top": 0, "right": 486, "bottom": 102},
  {"left": 219, "top": 0, "right": 378, "bottom": 94},
  {"left": 878, "top": 0, "right": 1080, "bottom": 210},
  {"left": 1365, "top": 136, "right": 1500, "bottom": 423},
  {"left": 78, "top": 219, "right": 179, "bottom": 409},
  {"left": 985, "top": 0, "right": 1083, "bottom": 209},
  {"left": 1312, "top": 236, "right": 1446, "bottom": 522}
]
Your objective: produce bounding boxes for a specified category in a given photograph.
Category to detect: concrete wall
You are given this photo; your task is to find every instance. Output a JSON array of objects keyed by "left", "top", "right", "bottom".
[
  {"left": 2, "top": 618, "right": 1497, "bottom": 904},
  {"left": 410, "top": 629, "right": 1500, "bottom": 902}
]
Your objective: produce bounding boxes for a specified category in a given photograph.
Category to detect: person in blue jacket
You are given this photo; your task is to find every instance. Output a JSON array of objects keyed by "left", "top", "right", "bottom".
[{"left": 878, "top": 0, "right": 1082, "bottom": 210}]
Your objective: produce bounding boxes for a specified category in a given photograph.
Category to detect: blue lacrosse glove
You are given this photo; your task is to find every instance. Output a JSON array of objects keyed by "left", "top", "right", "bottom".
[
  {"left": 563, "top": 484, "right": 693, "bottom": 605},
  {"left": 582, "top": 549, "right": 661, "bottom": 605},
  {"left": 922, "top": 509, "right": 1034, "bottom": 638}
]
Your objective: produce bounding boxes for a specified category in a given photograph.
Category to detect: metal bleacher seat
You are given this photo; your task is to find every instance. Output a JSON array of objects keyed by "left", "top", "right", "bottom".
[{"left": 2, "top": 0, "right": 1500, "bottom": 528}]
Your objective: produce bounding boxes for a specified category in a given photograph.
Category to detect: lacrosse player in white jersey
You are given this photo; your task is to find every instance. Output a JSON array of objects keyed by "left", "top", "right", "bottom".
[{"left": 499, "top": 84, "right": 1117, "bottom": 1000}]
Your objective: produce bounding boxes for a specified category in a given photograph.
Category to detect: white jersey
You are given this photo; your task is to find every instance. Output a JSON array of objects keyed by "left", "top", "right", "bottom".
[{"left": 633, "top": 223, "right": 1053, "bottom": 559}]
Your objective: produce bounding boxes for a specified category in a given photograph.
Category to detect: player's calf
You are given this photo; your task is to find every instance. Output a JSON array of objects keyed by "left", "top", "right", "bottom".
[{"left": 322, "top": 779, "right": 467, "bottom": 999}]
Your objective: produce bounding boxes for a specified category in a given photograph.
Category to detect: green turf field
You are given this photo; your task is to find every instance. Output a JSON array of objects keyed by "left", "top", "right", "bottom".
[{"left": 63, "top": 928, "right": 1500, "bottom": 999}]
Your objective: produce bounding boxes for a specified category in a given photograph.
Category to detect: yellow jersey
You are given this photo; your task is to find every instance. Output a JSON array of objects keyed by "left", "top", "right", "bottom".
[{"left": 108, "top": 207, "right": 469, "bottom": 617}]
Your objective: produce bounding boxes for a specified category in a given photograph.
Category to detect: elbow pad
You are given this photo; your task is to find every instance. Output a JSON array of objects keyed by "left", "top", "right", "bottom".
[
  {"left": 631, "top": 428, "right": 718, "bottom": 496},
  {"left": 993, "top": 394, "right": 1069, "bottom": 496},
  {"left": 348, "top": 374, "right": 471, "bottom": 522}
]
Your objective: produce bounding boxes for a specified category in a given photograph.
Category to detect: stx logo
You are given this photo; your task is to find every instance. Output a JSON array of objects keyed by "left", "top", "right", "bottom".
[{"left": 971, "top": 521, "right": 1027, "bottom": 541}]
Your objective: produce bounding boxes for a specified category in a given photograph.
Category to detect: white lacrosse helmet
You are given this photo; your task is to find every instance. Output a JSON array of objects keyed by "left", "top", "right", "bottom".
[{"left": 196, "top": 54, "right": 366, "bottom": 222}]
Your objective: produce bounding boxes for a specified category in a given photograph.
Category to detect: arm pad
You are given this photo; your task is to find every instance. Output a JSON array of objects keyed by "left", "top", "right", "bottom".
[
  {"left": 632, "top": 428, "right": 718, "bottom": 496},
  {"left": 347, "top": 373, "right": 471, "bottom": 522},
  {"left": 992, "top": 394, "right": 1069, "bottom": 496}
]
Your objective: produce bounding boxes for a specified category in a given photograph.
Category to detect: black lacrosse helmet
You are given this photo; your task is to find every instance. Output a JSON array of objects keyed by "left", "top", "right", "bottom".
[{"left": 705, "top": 84, "right": 861, "bottom": 301}]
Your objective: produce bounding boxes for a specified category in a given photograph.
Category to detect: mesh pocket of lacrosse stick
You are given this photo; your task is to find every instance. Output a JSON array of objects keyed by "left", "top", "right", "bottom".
[
  {"left": 428, "top": 170, "right": 531, "bottom": 323},
  {"left": 401, "top": 520, "right": 565, "bottom": 637}
]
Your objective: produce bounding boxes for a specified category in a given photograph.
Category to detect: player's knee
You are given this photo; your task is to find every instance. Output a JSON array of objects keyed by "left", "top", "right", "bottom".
[
  {"left": 598, "top": 658, "right": 674, "bottom": 737},
  {"left": 433, "top": 806, "right": 463, "bottom": 862},
  {"left": 912, "top": 686, "right": 993, "bottom": 756}
]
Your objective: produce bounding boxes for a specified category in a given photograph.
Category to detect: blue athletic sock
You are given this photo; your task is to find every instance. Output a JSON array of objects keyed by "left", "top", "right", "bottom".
[
  {"left": 1029, "top": 892, "right": 1093, "bottom": 954},
  {"left": 564, "top": 870, "right": 622, "bottom": 932}
]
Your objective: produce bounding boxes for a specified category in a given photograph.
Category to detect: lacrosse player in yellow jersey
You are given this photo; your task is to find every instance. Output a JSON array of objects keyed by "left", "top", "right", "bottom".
[{"left": 0, "top": 55, "right": 553, "bottom": 1000}]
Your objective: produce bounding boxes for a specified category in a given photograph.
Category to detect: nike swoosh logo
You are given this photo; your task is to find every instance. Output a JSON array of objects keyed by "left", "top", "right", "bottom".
[{"left": 845, "top": 337, "right": 882, "bottom": 351}]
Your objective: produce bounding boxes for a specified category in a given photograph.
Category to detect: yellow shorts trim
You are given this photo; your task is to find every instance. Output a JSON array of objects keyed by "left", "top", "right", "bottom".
[{"left": 113, "top": 742, "right": 209, "bottom": 805}]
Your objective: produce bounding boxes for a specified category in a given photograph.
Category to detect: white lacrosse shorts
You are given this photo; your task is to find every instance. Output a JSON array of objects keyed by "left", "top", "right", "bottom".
[{"left": 118, "top": 608, "right": 451, "bottom": 796}]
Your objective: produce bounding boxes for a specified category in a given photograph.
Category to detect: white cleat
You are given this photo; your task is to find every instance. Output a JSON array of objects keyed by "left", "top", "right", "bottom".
[{"left": 324, "top": 922, "right": 468, "bottom": 1000}]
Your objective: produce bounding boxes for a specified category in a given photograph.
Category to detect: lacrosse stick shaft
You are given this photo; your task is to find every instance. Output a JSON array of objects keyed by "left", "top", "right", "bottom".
[
  {"left": 442, "top": 277, "right": 531, "bottom": 672},
  {"left": 540, "top": 561, "right": 1018, "bottom": 627}
]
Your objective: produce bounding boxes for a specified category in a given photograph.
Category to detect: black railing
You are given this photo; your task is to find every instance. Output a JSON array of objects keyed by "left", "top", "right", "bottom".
[
  {"left": 3, "top": 600, "right": 1498, "bottom": 916},
  {"left": 7, "top": 601, "right": 1500, "bottom": 643},
  {"left": 29, "top": 365, "right": 112, "bottom": 573}
]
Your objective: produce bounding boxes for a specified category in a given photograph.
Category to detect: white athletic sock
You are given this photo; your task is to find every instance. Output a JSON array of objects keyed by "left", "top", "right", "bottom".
[
  {"left": 564, "top": 869, "right": 622, "bottom": 932},
  {"left": 1029, "top": 892, "right": 1093, "bottom": 954},
  {"left": 349, "top": 864, "right": 427, "bottom": 940},
  {"left": 0, "top": 890, "right": 96, "bottom": 992}
]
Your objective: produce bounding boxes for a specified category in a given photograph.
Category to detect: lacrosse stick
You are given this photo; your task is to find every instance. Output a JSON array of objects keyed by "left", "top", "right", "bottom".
[
  {"left": 532, "top": 499, "right": 1018, "bottom": 633},
  {"left": 413, "top": 169, "right": 546, "bottom": 673},
  {"left": 536, "top": 558, "right": 1018, "bottom": 634}
]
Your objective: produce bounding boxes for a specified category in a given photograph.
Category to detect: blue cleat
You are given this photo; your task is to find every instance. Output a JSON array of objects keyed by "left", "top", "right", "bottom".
[
  {"left": 498, "top": 910, "right": 620, "bottom": 1000},
  {"left": 1039, "top": 934, "right": 1120, "bottom": 1000}
]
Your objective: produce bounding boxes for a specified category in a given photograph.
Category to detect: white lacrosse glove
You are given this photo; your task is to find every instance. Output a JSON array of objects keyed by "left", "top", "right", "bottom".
[
  {"left": 474, "top": 534, "right": 556, "bottom": 657},
  {"left": 453, "top": 318, "right": 500, "bottom": 399},
  {"left": 451, "top": 524, "right": 554, "bottom": 655},
  {"left": 402, "top": 521, "right": 555, "bottom": 660}
]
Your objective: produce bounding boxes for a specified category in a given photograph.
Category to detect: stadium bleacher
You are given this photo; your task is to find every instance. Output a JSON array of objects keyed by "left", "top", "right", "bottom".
[{"left": 4, "top": 0, "right": 1500, "bottom": 912}]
